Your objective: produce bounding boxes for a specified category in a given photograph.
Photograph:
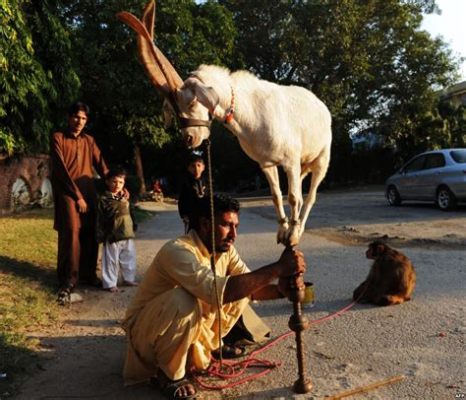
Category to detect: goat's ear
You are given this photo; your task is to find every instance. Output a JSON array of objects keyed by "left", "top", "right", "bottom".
[
  {"left": 193, "top": 83, "right": 219, "bottom": 111},
  {"left": 162, "top": 100, "right": 174, "bottom": 129},
  {"left": 176, "top": 86, "right": 196, "bottom": 108}
]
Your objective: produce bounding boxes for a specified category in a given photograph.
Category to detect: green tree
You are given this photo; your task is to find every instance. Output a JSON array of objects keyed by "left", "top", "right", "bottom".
[
  {"left": 0, "top": 0, "right": 79, "bottom": 155},
  {"left": 220, "top": 0, "right": 460, "bottom": 181},
  {"left": 438, "top": 100, "right": 466, "bottom": 148},
  {"left": 62, "top": 0, "right": 236, "bottom": 194}
]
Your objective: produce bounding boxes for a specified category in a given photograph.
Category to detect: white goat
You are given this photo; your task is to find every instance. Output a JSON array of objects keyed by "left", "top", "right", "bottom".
[{"left": 118, "top": 2, "right": 332, "bottom": 246}]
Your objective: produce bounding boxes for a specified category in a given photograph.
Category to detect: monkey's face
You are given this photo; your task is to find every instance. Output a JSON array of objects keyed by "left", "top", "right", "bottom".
[
  {"left": 366, "top": 241, "right": 387, "bottom": 259},
  {"left": 366, "top": 248, "right": 376, "bottom": 259}
]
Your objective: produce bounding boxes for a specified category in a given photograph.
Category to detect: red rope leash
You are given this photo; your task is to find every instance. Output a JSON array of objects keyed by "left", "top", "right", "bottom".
[
  {"left": 192, "top": 300, "right": 358, "bottom": 390},
  {"left": 309, "top": 300, "right": 358, "bottom": 324}
]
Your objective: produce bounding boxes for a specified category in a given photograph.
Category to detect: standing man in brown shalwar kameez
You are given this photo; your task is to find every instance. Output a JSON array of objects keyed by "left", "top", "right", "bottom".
[{"left": 50, "top": 102, "right": 109, "bottom": 304}]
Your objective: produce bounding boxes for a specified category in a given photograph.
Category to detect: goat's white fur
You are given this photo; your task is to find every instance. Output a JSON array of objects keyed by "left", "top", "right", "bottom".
[{"left": 171, "top": 65, "right": 332, "bottom": 246}]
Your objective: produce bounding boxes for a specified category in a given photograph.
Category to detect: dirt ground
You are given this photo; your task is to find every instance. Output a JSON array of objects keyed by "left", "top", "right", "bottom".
[{"left": 12, "top": 187, "right": 466, "bottom": 399}]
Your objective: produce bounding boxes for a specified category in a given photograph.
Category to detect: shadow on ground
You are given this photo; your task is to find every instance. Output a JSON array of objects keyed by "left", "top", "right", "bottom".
[{"left": 0, "top": 256, "right": 56, "bottom": 291}]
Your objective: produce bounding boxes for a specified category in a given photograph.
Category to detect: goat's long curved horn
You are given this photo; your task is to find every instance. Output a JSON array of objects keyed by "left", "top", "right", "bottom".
[
  {"left": 139, "top": 2, "right": 183, "bottom": 92},
  {"left": 117, "top": 10, "right": 168, "bottom": 95},
  {"left": 117, "top": 1, "right": 183, "bottom": 97},
  {"left": 142, "top": 0, "right": 155, "bottom": 38}
]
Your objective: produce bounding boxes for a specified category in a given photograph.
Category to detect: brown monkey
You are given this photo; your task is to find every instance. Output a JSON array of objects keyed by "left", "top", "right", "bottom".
[{"left": 353, "top": 240, "right": 416, "bottom": 306}]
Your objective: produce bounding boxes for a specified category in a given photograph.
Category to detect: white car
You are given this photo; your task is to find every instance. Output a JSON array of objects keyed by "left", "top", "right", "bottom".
[{"left": 385, "top": 148, "right": 466, "bottom": 210}]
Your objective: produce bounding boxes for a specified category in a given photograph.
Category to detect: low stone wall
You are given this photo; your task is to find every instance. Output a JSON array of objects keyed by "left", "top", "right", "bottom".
[{"left": 0, "top": 154, "right": 51, "bottom": 214}]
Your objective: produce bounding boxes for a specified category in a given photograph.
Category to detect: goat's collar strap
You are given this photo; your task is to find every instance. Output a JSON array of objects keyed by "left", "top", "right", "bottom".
[
  {"left": 224, "top": 86, "right": 235, "bottom": 124},
  {"left": 179, "top": 116, "right": 212, "bottom": 129}
]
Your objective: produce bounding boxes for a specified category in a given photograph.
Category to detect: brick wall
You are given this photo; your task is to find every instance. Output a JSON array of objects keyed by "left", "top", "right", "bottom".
[{"left": 0, "top": 154, "right": 50, "bottom": 214}]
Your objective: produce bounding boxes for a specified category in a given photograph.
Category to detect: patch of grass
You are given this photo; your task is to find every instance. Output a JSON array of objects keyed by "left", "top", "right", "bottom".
[
  {"left": 132, "top": 205, "right": 157, "bottom": 224},
  {"left": 0, "top": 207, "right": 154, "bottom": 395},
  {"left": 0, "top": 209, "right": 59, "bottom": 393}
]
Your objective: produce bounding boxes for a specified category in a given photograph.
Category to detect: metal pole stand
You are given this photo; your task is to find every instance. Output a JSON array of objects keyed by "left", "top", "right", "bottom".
[{"left": 288, "top": 275, "right": 313, "bottom": 393}]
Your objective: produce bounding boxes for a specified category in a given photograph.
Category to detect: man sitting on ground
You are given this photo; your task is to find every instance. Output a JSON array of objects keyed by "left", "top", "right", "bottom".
[{"left": 122, "top": 194, "right": 306, "bottom": 399}]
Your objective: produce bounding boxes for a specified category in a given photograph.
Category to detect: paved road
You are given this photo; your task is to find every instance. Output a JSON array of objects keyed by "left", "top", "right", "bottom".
[
  {"left": 16, "top": 192, "right": 465, "bottom": 399},
  {"left": 243, "top": 188, "right": 466, "bottom": 248}
]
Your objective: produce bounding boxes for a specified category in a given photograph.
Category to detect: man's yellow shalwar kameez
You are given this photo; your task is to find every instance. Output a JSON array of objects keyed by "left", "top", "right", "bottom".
[{"left": 122, "top": 230, "right": 270, "bottom": 385}]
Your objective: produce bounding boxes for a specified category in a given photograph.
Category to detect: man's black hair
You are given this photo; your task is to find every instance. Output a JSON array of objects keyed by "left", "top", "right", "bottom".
[
  {"left": 106, "top": 167, "right": 127, "bottom": 180},
  {"left": 187, "top": 151, "right": 204, "bottom": 165},
  {"left": 190, "top": 193, "right": 240, "bottom": 231},
  {"left": 68, "top": 101, "right": 90, "bottom": 116}
]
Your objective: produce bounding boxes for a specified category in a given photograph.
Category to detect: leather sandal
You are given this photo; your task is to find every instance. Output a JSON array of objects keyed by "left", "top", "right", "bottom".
[
  {"left": 212, "top": 344, "right": 246, "bottom": 359},
  {"left": 57, "top": 286, "right": 72, "bottom": 306},
  {"left": 155, "top": 371, "right": 197, "bottom": 400},
  {"left": 57, "top": 286, "right": 83, "bottom": 305},
  {"left": 161, "top": 378, "right": 197, "bottom": 399}
]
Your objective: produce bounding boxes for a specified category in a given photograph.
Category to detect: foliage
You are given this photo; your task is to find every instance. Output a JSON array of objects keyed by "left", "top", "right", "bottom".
[
  {"left": 209, "top": 125, "right": 263, "bottom": 191},
  {"left": 131, "top": 205, "right": 157, "bottom": 223},
  {"left": 0, "top": 0, "right": 464, "bottom": 187},
  {"left": 0, "top": 0, "right": 80, "bottom": 155},
  {"left": 220, "top": 0, "right": 461, "bottom": 182},
  {"left": 438, "top": 101, "right": 466, "bottom": 148},
  {"left": 60, "top": 0, "right": 237, "bottom": 187},
  {"left": 124, "top": 173, "right": 143, "bottom": 196}
]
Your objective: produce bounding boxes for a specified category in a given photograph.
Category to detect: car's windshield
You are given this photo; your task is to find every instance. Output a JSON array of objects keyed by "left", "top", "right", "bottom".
[{"left": 450, "top": 149, "right": 466, "bottom": 163}]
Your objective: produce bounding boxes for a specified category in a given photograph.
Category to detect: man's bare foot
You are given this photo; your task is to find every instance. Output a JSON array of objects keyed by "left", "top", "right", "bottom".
[
  {"left": 122, "top": 280, "right": 138, "bottom": 287},
  {"left": 104, "top": 287, "right": 119, "bottom": 293}
]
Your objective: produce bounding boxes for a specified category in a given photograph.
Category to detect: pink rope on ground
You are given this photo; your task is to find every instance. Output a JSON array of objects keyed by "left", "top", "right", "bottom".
[
  {"left": 192, "top": 300, "right": 358, "bottom": 390},
  {"left": 309, "top": 300, "right": 357, "bottom": 324}
]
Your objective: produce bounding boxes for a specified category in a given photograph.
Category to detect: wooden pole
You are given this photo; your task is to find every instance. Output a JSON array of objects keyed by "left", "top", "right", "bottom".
[
  {"left": 286, "top": 249, "right": 312, "bottom": 394},
  {"left": 325, "top": 375, "right": 406, "bottom": 399}
]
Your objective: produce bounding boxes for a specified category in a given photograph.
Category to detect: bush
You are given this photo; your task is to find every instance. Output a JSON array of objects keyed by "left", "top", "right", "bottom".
[{"left": 124, "top": 175, "right": 142, "bottom": 198}]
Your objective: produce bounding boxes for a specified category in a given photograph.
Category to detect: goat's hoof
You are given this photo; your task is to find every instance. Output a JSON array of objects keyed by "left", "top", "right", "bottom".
[
  {"left": 284, "top": 235, "right": 300, "bottom": 248},
  {"left": 287, "top": 224, "right": 301, "bottom": 247},
  {"left": 277, "top": 222, "right": 289, "bottom": 245},
  {"left": 278, "top": 233, "right": 299, "bottom": 248},
  {"left": 276, "top": 233, "right": 286, "bottom": 245}
]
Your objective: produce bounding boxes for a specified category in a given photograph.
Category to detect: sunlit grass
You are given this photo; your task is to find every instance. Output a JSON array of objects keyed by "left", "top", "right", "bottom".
[
  {"left": 0, "top": 206, "right": 156, "bottom": 392},
  {"left": 0, "top": 210, "right": 57, "bottom": 266},
  {"left": 0, "top": 208, "right": 154, "bottom": 390},
  {"left": 0, "top": 209, "right": 58, "bottom": 387}
]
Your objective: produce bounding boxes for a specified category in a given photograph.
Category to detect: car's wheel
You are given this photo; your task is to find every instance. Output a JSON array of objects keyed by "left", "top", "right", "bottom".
[
  {"left": 386, "top": 186, "right": 401, "bottom": 206},
  {"left": 437, "top": 186, "right": 456, "bottom": 210}
]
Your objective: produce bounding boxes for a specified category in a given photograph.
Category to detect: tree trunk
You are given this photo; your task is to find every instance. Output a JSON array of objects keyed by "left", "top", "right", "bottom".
[{"left": 134, "top": 144, "right": 146, "bottom": 195}]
